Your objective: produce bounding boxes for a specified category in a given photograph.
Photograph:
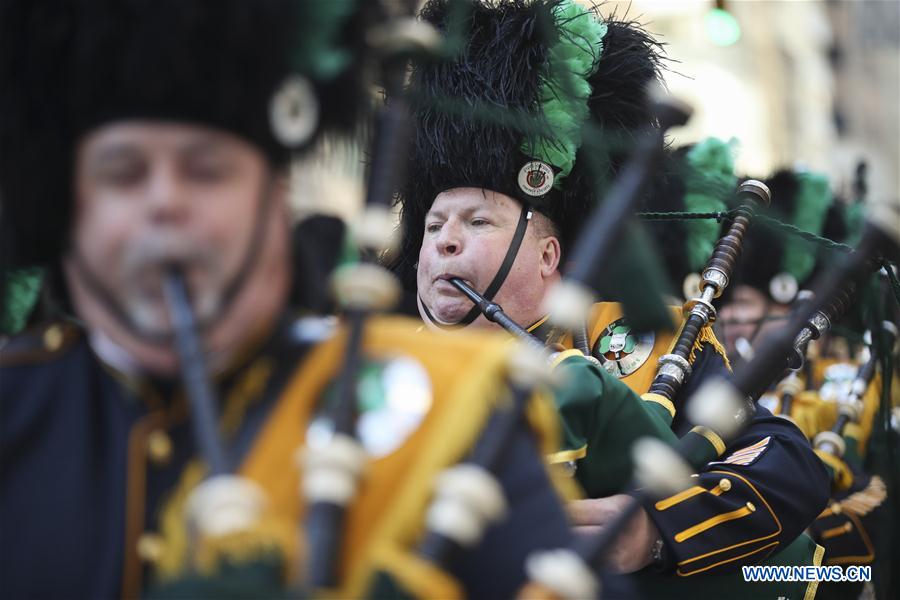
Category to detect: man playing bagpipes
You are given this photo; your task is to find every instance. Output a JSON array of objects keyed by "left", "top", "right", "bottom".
[
  {"left": 390, "top": 0, "right": 830, "bottom": 593},
  {"left": 0, "top": 1, "right": 590, "bottom": 598}
]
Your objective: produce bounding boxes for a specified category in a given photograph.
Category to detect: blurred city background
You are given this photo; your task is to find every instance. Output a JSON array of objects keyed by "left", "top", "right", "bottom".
[{"left": 292, "top": 0, "right": 900, "bottom": 223}]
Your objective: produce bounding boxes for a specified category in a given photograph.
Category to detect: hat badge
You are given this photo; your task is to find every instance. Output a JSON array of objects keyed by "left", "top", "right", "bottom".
[
  {"left": 270, "top": 75, "right": 320, "bottom": 148},
  {"left": 518, "top": 161, "right": 554, "bottom": 197},
  {"left": 592, "top": 318, "right": 656, "bottom": 378},
  {"left": 769, "top": 272, "right": 799, "bottom": 304}
]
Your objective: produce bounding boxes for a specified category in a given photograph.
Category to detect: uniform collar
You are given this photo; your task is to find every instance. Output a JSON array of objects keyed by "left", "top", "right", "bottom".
[
  {"left": 89, "top": 315, "right": 287, "bottom": 406},
  {"left": 527, "top": 314, "right": 566, "bottom": 347}
]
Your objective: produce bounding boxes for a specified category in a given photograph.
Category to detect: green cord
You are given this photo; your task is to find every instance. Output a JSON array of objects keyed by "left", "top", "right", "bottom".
[
  {"left": 635, "top": 210, "right": 854, "bottom": 252},
  {"left": 636, "top": 210, "right": 734, "bottom": 222},
  {"left": 754, "top": 215, "right": 854, "bottom": 253},
  {"left": 636, "top": 210, "right": 900, "bottom": 309}
]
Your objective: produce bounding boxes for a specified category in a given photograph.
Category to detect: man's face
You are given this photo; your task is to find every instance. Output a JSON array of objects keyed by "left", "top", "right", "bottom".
[
  {"left": 718, "top": 284, "right": 789, "bottom": 358},
  {"left": 416, "top": 187, "right": 560, "bottom": 329},
  {"left": 66, "top": 121, "right": 290, "bottom": 373}
]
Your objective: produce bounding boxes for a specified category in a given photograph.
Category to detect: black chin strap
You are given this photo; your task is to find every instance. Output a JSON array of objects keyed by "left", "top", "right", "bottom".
[{"left": 420, "top": 206, "right": 532, "bottom": 330}]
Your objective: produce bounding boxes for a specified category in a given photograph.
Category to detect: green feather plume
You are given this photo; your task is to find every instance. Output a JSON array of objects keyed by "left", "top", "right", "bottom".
[
  {"left": 521, "top": 0, "right": 606, "bottom": 183},
  {"left": 1, "top": 267, "right": 43, "bottom": 335},
  {"left": 782, "top": 171, "right": 831, "bottom": 282},
  {"left": 844, "top": 200, "right": 866, "bottom": 247},
  {"left": 290, "top": 0, "right": 357, "bottom": 81},
  {"left": 683, "top": 137, "right": 737, "bottom": 271}
]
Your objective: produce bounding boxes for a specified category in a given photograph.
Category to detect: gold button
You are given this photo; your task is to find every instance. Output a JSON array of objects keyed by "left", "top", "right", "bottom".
[
  {"left": 147, "top": 430, "right": 173, "bottom": 466},
  {"left": 558, "top": 461, "right": 577, "bottom": 477},
  {"left": 746, "top": 502, "right": 756, "bottom": 512},
  {"left": 136, "top": 533, "right": 165, "bottom": 563},
  {"left": 831, "top": 502, "right": 842, "bottom": 514},
  {"left": 718, "top": 478, "right": 732, "bottom": 492},
  {"left": 43, "top": 325, "right": 63, "bottom": 351}
]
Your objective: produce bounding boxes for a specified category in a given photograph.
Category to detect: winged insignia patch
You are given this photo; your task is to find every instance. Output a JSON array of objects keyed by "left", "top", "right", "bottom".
[{"left": 710, "top": 436, "right": 771, "bottom": 467}]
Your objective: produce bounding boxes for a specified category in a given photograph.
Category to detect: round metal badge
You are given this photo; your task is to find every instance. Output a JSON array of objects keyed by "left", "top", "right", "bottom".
[
  {"left": 270, "top": 74, "right": 319, "bottom": 148},
  {"left": 517, "top": 161, "right": 554, "bottom": 197},
  {"left": 769, "top": 272, "right": 798, "bottom": 304},
  {"left": 591, "top": 318, "right": 655, "bottom": 378}
]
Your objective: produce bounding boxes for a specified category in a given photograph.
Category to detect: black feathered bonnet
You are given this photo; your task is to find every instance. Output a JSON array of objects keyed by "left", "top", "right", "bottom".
[
  {"left": 393, "top": 0, "right": 664, "bottom": 290},
  {"left": 733, "top": 168, "right": 836, "bottom": 305},
  {"left": 0, "top": 0, "right": 368, "bottom": 270}
]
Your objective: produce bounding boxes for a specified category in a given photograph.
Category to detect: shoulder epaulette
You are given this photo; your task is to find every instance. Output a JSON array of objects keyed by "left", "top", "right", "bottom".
[{"left": 0, "top": 320, "right": 81, "bottom": 367}]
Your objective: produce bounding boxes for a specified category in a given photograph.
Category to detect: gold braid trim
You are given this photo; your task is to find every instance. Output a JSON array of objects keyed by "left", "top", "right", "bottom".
[
  {"left": 641, "top": 392, "right": 676, "bottom": 419},
  {"left": 546, "top": 445, "right": 587, "bottom": 464},
  {"left": 156, "top": 461, "right": 207, "bottom": 580},
  {"left": 220, "top": 358, "right": 274, "bottom": 438},
  {"left": 654, "top": 486, "right": 706, "bottom": 511},
  {"left": 690, "top": 425, "right": 727, "bottom": 457},
  {"left": 673, "top": 504, "right": 756, "bottom": 543},
  {"left": 549, "top": 349, "right": 587, "bottom": 371},
  {"left": 689, "top": 326, "right": 731, "bottom": 371},
  {"left": 803, "top": 544, "right": 826, "bottom": 600},
  {"left": 527, "top": 387, "right": 583, "bottom": 503}
]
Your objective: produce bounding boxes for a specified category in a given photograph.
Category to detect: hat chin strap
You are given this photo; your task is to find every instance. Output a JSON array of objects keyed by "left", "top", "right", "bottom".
[{"left": 420, "top": 206, "right": 532, "bottom": 330}]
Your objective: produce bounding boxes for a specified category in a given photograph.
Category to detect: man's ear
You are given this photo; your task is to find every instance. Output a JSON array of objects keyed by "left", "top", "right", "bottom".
[{"left": 539, "top": 235, "right": 561, "bottom": 278}]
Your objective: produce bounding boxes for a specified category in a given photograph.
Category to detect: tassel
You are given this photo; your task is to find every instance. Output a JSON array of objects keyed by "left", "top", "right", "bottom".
[
  {"left": 690, "top": 325, "right": 731, "bottom": 371},
  {"left": 840, "top": 475, "right": 887, "bottom": 517}
]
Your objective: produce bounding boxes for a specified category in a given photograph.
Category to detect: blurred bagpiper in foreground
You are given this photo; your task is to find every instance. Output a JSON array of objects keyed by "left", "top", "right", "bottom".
[
  {"left": 0, "top": 1, "right": 591, "bottom": 598},
  {"left": 391, "top": 0, "right": 830, "bottom": 597}
]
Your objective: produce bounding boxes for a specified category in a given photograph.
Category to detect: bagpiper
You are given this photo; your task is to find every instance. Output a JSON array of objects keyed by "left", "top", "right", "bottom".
[
  {"left": 0, "top": 1, "right": 582, "bottom": 598},
  {"left": 392, "top": 1, "right": 830, "bottom": 596}
]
